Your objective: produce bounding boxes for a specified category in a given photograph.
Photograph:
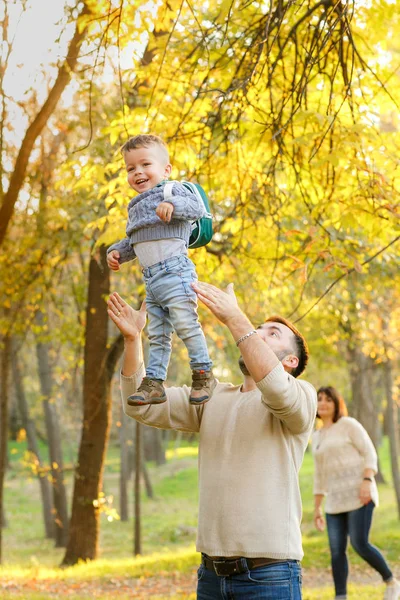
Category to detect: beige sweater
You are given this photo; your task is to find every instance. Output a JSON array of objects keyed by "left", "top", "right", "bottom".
[
  {"left": 121, "top": 362, "right": 317, "bottom": 560},
  {"left": 312, "top": 417, "right": 379, "bottom": 514}
]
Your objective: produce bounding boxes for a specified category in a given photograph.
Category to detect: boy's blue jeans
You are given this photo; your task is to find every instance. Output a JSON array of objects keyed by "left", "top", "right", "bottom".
[
  {"left": 143, "top": 254, "right": 212, "bottom": 381},
  {"left": 326, "top": 502, "right": 393, "bottom": 597},
  {"left": 196, "top": 560, "right": 302, "bottom": 599}
]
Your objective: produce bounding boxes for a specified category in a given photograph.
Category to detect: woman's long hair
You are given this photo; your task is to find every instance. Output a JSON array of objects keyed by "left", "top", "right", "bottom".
[{"left": 317, "top": 386, "right": 348, "bottom": 423}]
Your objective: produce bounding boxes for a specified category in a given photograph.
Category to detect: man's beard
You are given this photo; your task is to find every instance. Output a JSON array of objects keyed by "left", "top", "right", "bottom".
[
  {"left": 238, "top": 356, "right": 251, "bottom": 376},
  {"left": 238, "top": 349, "right": 290, "bottom": 376}
]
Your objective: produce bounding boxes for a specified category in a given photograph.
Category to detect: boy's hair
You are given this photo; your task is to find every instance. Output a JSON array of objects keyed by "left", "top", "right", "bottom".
[
  {"left": 264, "top": 315, "right": 309, "bottom": 378},
  {"left": 121, "top": 134, "right": 169, "bottom": 163}
]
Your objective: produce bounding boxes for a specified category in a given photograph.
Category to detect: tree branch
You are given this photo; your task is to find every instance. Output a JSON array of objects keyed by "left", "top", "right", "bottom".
[{"left": 0, "top": 1, "right": 91, "bottom": 247}]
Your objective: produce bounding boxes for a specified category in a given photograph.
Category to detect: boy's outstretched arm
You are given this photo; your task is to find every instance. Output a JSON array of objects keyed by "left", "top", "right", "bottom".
[{"left": 107, "top": 238, "right": 136, "bottom": 267}]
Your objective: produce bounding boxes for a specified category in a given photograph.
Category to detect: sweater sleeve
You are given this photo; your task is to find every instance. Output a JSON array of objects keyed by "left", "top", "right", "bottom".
[
  {"left": 347, "top": 418, "right": 378, "bottom": 473},
  {"left": 107, "top": 238, "right": 136, "bottom": 264},
  {"left": 120, "top": 363, "right": 203, "bottom": 433},
  {"left": 256, "top": 363, "right": 317, "bottom": 434},
  {"left": 164, "top": 182, "right": 206, "bottom": 220}
]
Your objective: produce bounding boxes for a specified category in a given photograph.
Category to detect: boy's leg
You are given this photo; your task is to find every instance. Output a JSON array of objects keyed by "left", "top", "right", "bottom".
[
  {"left": 127, "top": 290, "right": 173, "bottom": 406},
  {"left": 164, "top": 259, "right": 215, "bottom": 404},
  {"left": 145, "top": 255, "right": 215, "bottom": 404},
  {"left": 146, "top": 298, "right": 174, "bottom": 380}
]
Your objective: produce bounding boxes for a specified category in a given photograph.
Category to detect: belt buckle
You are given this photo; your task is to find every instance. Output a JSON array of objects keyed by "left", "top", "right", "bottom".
[{"left": 213, "top": 559, "right": 241, "bottom": 577}]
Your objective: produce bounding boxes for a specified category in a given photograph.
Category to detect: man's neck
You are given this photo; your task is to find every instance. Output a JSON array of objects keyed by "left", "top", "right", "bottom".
[{"left": 240, "top": 375, "right": 257, "bottom": 392}]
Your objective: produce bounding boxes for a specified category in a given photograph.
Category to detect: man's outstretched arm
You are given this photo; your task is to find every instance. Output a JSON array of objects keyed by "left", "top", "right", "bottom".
[
  {"left": 107, "top": 292, "right": 146, "bottom": 376},
  {"left": 192, "top": 281, "right": 280, "bottom": 382},
  {"left": 107, "top": 292, "right": 202, "bottom": 433}
]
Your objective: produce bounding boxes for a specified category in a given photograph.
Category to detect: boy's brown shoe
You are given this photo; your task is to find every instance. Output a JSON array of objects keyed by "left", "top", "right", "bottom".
[
  {"left": 189, "top": 370, "right": 217, "bottom": 405},
  {"left": 127, "top": 377, "right": 167, "bottom": 406}
]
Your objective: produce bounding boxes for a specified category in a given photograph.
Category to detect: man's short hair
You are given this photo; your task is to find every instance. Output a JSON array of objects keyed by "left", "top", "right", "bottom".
[
  {"left": 265, "top": 315, "right": 309, "bottom": 378},
  {"left": 121, "top": 134, "right": 169, "bottom": 163}
]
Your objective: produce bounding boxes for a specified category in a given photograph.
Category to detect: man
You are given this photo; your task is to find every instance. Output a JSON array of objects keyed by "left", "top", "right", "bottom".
[{"left": 108, "top": 281, "right": 317, "bottom": 600}]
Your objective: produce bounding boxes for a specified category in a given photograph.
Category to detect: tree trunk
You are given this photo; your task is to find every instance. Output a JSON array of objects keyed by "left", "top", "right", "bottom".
[
  {"left": 129, "top": 424, "right": 154, "bottom": 500},
  {"left": 11, "top": 338, "right": 54, "bottom": 538},
  {"left": 0, "top": 334, "right": 11, "bottom": 564},
  {"left": 383, "top": 359, "right": 400, "bottom": 518},
  {"left": 36, "top": 310, "right": 69, "bottom": 546},
  {"left": 0, "top": 2, "right": 91, "bottom": 246},
  {"left": 141, "top": 458, "right": 154, "bottom": 499},
  {"left": 61, "top": 249, "right": 123, "bottom": 565},
  {"left": 134, "top": 421, "right": 142, "bottom": 556},
  {"left": 347, "top": 343, "right": 384, "bottom": 480},
  {"left": 143, "top": 427, "right": 166, "bottom": 465},
  {"left": 119, "top": 406, "right": 130, "bottom": 522},
  {"left": 8, "top": 386, "right": 19, "bottom": 441}
]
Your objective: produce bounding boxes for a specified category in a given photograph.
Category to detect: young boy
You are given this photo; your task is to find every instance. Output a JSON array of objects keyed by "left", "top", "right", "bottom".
[{"left": 107, "top": 134, "right": 216, "bottom": 406}]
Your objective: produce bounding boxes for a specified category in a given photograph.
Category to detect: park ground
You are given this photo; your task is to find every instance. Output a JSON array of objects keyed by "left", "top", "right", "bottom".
[{"left": 1, "top": 440, "right": 399, "bottom": 599}]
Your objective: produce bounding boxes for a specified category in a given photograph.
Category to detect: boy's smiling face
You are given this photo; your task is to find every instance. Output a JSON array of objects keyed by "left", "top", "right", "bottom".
[{"left": 124, "top": 145, "right": 171, "bottom": 193}]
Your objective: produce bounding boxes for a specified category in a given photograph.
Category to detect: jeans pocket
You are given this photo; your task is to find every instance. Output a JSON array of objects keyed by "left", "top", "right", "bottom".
[
  {"left": 165, "top": 255, "right": 186, "bottom": 275},
  {"left": 197, "top": 564, "right": 205, "bottom": 581},
  {"left": 246, "top": 563, "right": 291, "bottom": 585}
]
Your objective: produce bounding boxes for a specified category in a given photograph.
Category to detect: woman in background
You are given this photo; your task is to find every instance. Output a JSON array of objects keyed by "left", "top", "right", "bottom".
[{"left": 312, "top": 385, "right": 399, "bottom": 600}]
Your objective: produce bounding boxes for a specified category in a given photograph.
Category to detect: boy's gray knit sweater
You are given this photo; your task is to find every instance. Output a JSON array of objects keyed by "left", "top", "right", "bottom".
[{"left": 107, "top": 181, "right": 205, "bottom": 264}]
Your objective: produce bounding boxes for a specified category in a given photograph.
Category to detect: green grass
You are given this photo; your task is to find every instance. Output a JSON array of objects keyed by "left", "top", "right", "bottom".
[{"left": 2, "top": 436, "right": 400, "bottom": 599}]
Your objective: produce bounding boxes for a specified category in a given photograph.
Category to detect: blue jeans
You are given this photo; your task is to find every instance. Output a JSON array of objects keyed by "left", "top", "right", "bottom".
[
  {"left": 326, "top": 502, "right": 393, "bottom": 597},
  {"left": 143, "top": 254, "right": 212, "bottom": 381},
  {"left": 197, "top": 560, "right": 302, "bottom": 599}
]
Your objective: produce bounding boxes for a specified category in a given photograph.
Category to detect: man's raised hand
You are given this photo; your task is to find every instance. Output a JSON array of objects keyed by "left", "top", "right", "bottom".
[
  {"left": 192, "top": 281, "right": 241, "bottom": 324},
  {"left": 107, "top": 292, "right": 147, "bottom": 340}
]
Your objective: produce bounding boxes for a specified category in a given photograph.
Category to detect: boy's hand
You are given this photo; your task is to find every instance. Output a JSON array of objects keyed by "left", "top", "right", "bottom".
[
  {"left": 156, "top": 202, "right": 174, "bottom": 223},
  {"left": 107, "top": 250, "right": 121, "bottom": 271}
]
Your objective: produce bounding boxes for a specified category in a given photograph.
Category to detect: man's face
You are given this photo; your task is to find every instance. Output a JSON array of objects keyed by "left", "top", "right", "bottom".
[
  {"left": 238, "top": 321, "right": 297, "bottom": 376},
  {"left": 124, "top": 146, "right": 171, "bottom": 193}
]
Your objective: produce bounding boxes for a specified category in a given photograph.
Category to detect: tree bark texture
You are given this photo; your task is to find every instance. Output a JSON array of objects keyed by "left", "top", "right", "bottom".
[
  {"left": 0, "top": 335, "right": 11, "bottom": 564},
  {"left": 11, "top": 338, "right": 55, "bottom": 539},
  {"left": 0, "top": 2, "right": 91, "bottom": 246},
  {"left": 62, "top": 249, "right": 123, "bottom": 565},
  {"left": 143, "top": 427, "right": 166, "bottom": 465},
  {"left": 134, "top": 421, "right": 142, "bottom": 556},
  {"left": 348, "top": 347, "right": 378, "bottom": 439},
  {"left": 383, "top": 360, "right": 400, "bottom": 519},
  {"left": 36, "top": 310, "right": 69, "bottom": 546},
  {"left": 119, "top": 406, "right": 130, "bottom": 522},
  {"left": 141, "top": 457, "right": 154, "bottom": 500},
  {"left": 348, "top": 344, "right": 385, "bottom": 481}
]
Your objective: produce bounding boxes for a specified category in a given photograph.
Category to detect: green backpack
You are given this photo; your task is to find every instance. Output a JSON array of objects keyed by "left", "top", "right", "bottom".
[{"left": 163, "top": 181, "right": 213, "bottom": 249}]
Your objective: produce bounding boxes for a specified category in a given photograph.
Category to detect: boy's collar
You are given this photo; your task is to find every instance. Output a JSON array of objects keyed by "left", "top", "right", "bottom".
[{"left": 154, "top": 179, "right": 169, "bottom": 188}]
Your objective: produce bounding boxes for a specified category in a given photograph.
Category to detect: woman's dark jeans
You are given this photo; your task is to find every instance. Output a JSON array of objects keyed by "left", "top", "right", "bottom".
[{"left": 326, "top": 502, "right": 393, "bottom": 597}]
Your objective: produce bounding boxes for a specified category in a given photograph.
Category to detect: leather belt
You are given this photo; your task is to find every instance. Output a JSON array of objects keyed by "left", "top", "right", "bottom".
[{"left": 201, "top": 554, "right": 286, "bottom": 577}]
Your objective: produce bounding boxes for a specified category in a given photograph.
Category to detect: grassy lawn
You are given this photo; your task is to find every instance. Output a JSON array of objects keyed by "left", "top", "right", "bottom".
[{"left": 1, "top": 436, "right": 399, "bottom": 599}]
